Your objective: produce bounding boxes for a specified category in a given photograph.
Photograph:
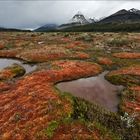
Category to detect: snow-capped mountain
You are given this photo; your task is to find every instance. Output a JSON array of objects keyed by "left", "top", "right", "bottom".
[
  {"left": 88, "top": 18, "right": 96, "bottom": 23},
  {"left": 129, "top": 8, "right": 140, "bottom": 15},
  {"left": 35, "top": 8, "right": 140, "bottom": 32},
  {"left": 99, "top": 8, "right": 140, "bottom": 23},
  {"left": 58, "top": 12, "right": 94, "bottom": 29},
  {"left": 70, "top": 11, "right": 89, "bottom": 24},
  {"left": 35, "top": 11, "right": 95, "bottom": 31}
]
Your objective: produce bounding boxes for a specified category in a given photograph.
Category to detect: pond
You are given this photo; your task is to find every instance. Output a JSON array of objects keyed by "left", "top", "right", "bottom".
[
  {"left": 56, "top": 71, "right": 124, "bottom": 112},
  {"left": 0, "top": 58, "right": 37, "bottom": 74}
]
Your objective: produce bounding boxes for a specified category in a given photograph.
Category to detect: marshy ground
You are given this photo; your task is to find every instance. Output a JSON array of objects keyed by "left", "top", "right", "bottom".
[{"left": 0, "top": 32, "right": 140, "bottom": 140}]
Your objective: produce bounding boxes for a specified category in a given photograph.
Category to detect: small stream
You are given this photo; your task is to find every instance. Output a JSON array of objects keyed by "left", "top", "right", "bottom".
[
  {"left": 0, "top": 58, "right": 37, "bottom": 74},
  {"left": 56, "top": 71, "right": 124, "bottom": 112}
]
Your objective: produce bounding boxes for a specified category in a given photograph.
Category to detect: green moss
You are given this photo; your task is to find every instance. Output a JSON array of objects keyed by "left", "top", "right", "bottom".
[
  {"left": 112, "top": 57, "right": 140, "bottom": 68},
  {"left": 94, "top": 122, "right": 121, "bottom": 140},
  {"left": 71, "top": 97, "right": 140, "bottom": 140},
  {"left": 0, "top": 64, "right": 25, "bottom": 81},
  {"left": 44, "top": 121, "right": 59, "bottom": 139},
  {"left": 36, "top": 120, "right": 59, "bottom": 139},
  {"left": 106, "top": 74, "right": 140, "bottom": 86},
  {"left": 11, "top": 64, "right": 25, "bottom": 77},
  {"left": 5, "top": 43, "right": 14, "bottom": 49}
]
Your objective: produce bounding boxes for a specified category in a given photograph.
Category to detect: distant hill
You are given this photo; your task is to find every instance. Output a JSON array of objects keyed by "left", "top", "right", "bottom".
[
  {"left": 35, "top": 12, "right": 95, "bottom": 31},
  {"left": 0, "top": 27, "right": 31, "bottom": 32},
  {"left": 99, "top": 8, "right": 140, "bottom": 23},
  {"left": 34, "top": 24, "right": 58, "bottom": 32}
]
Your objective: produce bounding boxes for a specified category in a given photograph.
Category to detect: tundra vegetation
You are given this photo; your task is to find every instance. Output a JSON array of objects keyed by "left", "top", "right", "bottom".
[{"left": 0, "top": 32, "right": 139, "bottom": 140}]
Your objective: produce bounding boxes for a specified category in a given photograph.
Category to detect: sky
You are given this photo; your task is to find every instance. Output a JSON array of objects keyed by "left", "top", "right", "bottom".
[{"left": 0, "top": 0, "right": 140, "bottom": 29}]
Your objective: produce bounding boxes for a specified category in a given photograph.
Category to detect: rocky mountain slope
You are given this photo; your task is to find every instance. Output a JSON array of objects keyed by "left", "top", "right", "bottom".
[{"left": 100, "top": 8, "right": 140, "bottom": 23}]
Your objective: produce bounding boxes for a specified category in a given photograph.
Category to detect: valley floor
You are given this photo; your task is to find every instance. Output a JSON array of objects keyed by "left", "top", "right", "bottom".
[{"left": 0, "top": 32, "right": 140, "bottom": 140}]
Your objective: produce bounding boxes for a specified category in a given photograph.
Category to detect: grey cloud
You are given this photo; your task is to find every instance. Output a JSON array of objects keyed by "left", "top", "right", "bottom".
[{"left": 0, "top": 1, "right": 140, "bottom": 29}]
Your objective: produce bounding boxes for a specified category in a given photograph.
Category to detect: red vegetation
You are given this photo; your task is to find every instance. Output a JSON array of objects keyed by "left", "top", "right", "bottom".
[
  {"left": 97, "top": 57, "right": 113, "bottom": 65},
  {"left": 17, "top": 47, "right": 90, "bottom": 62},
  {"left": 0, "top": 69, "right": 14, "bottom": 80},
  {"left": 19, "top": 50, "right": 66, "bottom": 62},
  {"left": 107, "top": 66, "right": 140, "bottom": 121},
  {"left": 0, "top": 82, "right": 11, "bottom": 91},
  {"left": 74, "top": 41, "right": 82, "bottom": 46},
  {"left": 121, "top": 87, "right": 140, "bottom": 121},
  {"left": 61, "top": 38, "right": 71, "bottom": 43},
  {"left": 0, "top": 42, "right": 91, "bottom": 62},
  {"left": 0, "top": 64, "right": 25, "bottom": 81},
  {"left": 0, "top": 44, "right": 4, "bottom": 49},
  {"left": 52, "top": 122, "right": 110, "bottom": 140},
  {"left": 129, "top": 86, "right": 140, "bottom": 92},
  {"left": 75, "top": 52, "right": 90, "bottom": 59},
  {"left": 0, "top": 49, "right": 21, "bottom": 58},
  {"left": 122, "top": 99, "right": 140, "bottom": 121},
  {"left": 113, "top": 52, "right": 140, "bottom": 59},
  {"left": 0, "top": 61, "right": 102, "bottom": 139}
]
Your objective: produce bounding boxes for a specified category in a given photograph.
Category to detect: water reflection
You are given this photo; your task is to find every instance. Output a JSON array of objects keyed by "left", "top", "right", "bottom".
[
  {"left": 56, "top": 71, "right": 124, "bottom": 112},
  {"left": 0, "top": 58, "right": 36, "bottom": 74}
]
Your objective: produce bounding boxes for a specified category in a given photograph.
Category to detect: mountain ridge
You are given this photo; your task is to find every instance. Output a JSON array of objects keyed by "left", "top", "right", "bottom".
[
  {"left": 35, "top": 8, "right": 140, "bottom": 32},
  {"left": 100, "top": 8, "right": 140, "bottom": 23}
]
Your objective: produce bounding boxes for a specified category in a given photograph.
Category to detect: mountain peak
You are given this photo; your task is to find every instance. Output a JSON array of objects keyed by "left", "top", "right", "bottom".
[
  {"left": 129, "top": 8, "right": 140, "bottom": 15},
  {"left": 70, "top": 11, "right": 89, "bottom": 24},
  {"left": 74, "top": 11, "right": 83, "bottom": 16},
  {"left": 112, "top": 9, "right": 128, "bottom": 16}
]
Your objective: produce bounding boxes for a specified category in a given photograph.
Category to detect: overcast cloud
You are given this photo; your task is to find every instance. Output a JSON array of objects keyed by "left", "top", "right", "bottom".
[{"left": 0, "top": 0, "right": 140, "bottom": 29}]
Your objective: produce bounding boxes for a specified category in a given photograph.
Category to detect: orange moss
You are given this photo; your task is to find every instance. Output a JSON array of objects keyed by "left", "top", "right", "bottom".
[
  {"left": 61, "top": 38, "right": 71, "bottom": 43},
  {"left": 97, "top": 57, "right": 113, "bottom": 65},
  {"left": 0, "top": 49, "right": 21, "bottom": 57},
  {"left": 122, "top": 100, "right": 140, "bottom": 121},
  {"left": 20, "top": 51, "right": 66, "bottom": 62},
  {"left": 0, "top": 82, "right": 11, "bottom": 91},
  {"left": 75, "top": 52, "right": 90, "bottom": 59},
  {"left": 52, "top": 122, "right": 108, "bottom": 140},
  {"left": 129, "top": 86, "right": 140, "bottom": 92},
  {"left": 0, "top": 60, "right": 102, "bottom": 139},
  {"left": 121, "top": 87, "right": 140, "bottom": 121},
  {"left": 74, "top": 41, "right": 82, "bottom": 46},
  {"left": 66, "top": 44, "right": 76, "bottom": 49},
  {"left": 0, "top": 69, "right": 13, "bottom": 80},
  {"left": 113, "top": 52, "right": 140, "bottom": 59},
  {"left": 0, "top": 64, "right": 25, "bottom": 81},
  {"left": 0, "top": 44, "right": 4, "bottom": 49},
  {"left": 16, "top": 46, "right": 90, "bottom": 62},
  {"left": 17, "top": 46, "right": 68, "bottom": 62}
]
